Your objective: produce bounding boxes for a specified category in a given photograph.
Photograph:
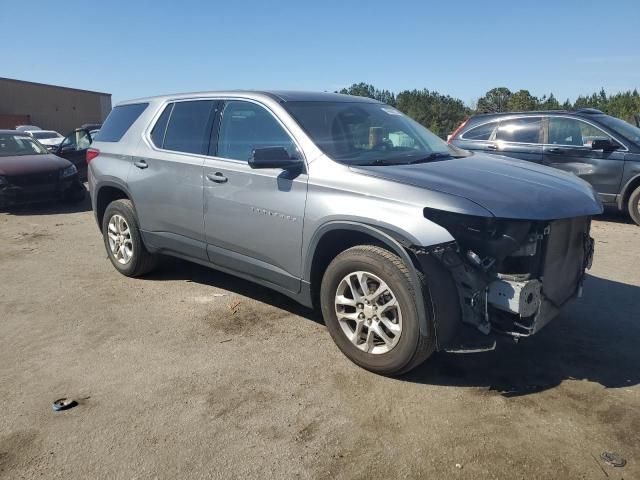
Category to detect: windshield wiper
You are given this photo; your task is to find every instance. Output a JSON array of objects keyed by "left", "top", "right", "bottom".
[{"left": 405, "top": 152, "right": 451, "bottom": 164}]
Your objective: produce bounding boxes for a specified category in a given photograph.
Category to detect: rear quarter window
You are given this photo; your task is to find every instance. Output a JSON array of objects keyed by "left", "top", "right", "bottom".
[{"left": 97, "top": 103, "right": 148, "bottom": 142}]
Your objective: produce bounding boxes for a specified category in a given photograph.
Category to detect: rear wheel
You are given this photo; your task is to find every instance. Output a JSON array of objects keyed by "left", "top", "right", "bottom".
[
  {"left": 628, "top": 185, "right": 640, "bottom": 226},
  {"left": 320, "top": 245, "right": 435, "bottom": 375},
  {"left": 102, "top": 199, "right": 157, "bottom": 277}
]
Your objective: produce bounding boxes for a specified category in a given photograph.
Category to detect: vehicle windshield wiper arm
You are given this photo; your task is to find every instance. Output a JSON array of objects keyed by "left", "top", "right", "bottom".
[{"left": 405, "top": 152, "right": 451, "bottom": 164}]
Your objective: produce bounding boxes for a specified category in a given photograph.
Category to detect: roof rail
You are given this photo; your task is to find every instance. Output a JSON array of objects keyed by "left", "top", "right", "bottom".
[{"left": 575, "top": 108, "right": 604, "bottom": 114}]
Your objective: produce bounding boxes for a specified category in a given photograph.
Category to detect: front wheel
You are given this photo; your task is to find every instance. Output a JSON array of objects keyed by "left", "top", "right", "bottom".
[
  {"left": 102, "top": 199, "right": 157, "bottom": 277},
  {"left": 628, "top": 185, "right": 640, "bottom": 226},
  {"left": 320, "top": 245, "right": 435, "bottom": 375}
]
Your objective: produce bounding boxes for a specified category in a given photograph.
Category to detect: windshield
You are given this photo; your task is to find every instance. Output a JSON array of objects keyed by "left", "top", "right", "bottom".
[
  {"left": 598, "top": 115, "right": 640, "bottom": 145},
  {"left": 31, "top": 131, "right": 61, "bottom": 140},
  {"left": 0, "top": 134, "right": 49, "bottom": 156},
  {"left": 284, "top": 101, "right": 458, "bottom": 165}
]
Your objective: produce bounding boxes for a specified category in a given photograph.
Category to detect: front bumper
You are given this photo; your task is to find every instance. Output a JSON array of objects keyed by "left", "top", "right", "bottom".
[
  {"left": 420, "top": 216, "right": 595, "bottom": 350},
  {"left": 0, "top": 176, "right": 83, "bottom": 208}
]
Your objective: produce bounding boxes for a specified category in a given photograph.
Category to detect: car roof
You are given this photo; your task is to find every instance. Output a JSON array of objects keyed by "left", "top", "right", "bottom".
[
  {"left": 0, "top": 129, "right": 31, "bottom": 135},
  {"left": 469, "top": 108, "right": 606, "bottom": 122},
  {"left": 118, "top": 90, "right": 382, "bottom": 106}
]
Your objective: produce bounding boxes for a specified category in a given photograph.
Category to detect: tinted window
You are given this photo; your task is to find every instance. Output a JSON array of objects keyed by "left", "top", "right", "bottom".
[
  {"left": 98, "top": 103, "right": 148, "bottom": 142},
  {"left": 549, "top": 117, "right": 613, "bottom": 147},
  {"left": 217, "top": 101, "right": 296, "bottom": 161},
  {"left": 496, "top": 117, "right": 542, "bottom": 144},
  {"left": 462, "top": 122, "right": 496, "bottom": 141},
  {"left": 150, "top": 104, "right": 173, "bottom": 148},
  {"left": 163, "top": 100, "right": 216, "bottom": 155}
]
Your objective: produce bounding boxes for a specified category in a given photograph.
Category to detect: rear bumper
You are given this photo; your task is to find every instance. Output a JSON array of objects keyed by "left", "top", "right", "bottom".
[{"left": 0, "top": 176, "right": 83, "bottom": 208}]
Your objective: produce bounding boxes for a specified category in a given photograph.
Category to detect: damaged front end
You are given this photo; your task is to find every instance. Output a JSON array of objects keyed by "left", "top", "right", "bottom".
[{"left": 415, "top": 208, "right": 595, "bottom": 349}]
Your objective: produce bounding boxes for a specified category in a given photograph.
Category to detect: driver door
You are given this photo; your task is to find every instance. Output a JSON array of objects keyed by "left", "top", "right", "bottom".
[
  {"left": 543, "top": 116, "right": 625, "bottom": 200},
  {"left": 56, "top": 128, "right": 93, "bottom": 179},
  {"left": 203, "top": 100, "right": 308, "bottom": 293}
]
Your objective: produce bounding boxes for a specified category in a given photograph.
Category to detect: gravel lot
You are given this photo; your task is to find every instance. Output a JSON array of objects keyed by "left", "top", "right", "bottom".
[{"left": 1, "top": 195, "right": 639, "bottom": 479}]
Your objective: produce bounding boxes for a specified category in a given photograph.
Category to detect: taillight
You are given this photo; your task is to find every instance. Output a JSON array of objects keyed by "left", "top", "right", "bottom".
[
  {"left": 447, "top": 118, "right": 468, "bottom": 144},
  {"left": 86, "top": 148, "right": 100, "bottom": 164}
]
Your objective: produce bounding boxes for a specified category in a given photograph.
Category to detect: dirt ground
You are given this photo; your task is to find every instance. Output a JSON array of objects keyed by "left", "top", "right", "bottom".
[{"left": 1, "top": 195, "right": 639, "bottom": 480}]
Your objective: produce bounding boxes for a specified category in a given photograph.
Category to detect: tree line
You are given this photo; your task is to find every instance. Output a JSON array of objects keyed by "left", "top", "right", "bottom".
[{"left": 337, "top": 83, "right": 640, "bottom": 138}]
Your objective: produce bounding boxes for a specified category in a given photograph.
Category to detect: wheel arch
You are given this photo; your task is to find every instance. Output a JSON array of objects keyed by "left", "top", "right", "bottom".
[
  {"left": 304, "top": 221, "right": 432, "bottom": 337},
  {"left": 94, "top": 181, "right": 134, "bottom": 231},
  {"left": 619, "top": 173, "right": 640, "bottom": 211}
]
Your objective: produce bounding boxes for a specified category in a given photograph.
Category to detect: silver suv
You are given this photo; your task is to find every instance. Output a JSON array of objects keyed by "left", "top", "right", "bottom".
[{"left": 88, "top": 91, "right": 602, "bottom": 375}]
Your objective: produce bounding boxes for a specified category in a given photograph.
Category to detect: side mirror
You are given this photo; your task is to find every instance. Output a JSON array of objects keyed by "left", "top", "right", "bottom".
[
  {"left": 591, "top": 139, "right": 620, "bottom": 151},
  {"left": 249, "top": 147, "right": 302, "bottom": 170}
]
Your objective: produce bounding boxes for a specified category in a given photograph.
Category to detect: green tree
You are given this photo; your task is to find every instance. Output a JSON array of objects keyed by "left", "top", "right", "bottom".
[
  {"left": 506, "top": 89, "right": 538, "bottom": 111},
  {"left": 338, "top": 83, "right": 396, "bottom": 106},
  {"left": 476, "top": 87, "right": 512, "bottom": 113},
  {"left": 539, "top": 93, "right": 561, "bottom": 110},
  {"left": 395, "top": 89, "right": 468, "bottom": 138}
]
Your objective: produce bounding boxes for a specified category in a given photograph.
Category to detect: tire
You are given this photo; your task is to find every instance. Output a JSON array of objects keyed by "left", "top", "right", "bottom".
[
  {"left": 628, "top": 185, "right": 640, "bottom": 226},
  {"left": 320, "top": 245, "right": 435, "bottom": 375},
  {"left": 102, "top": 199, "right": 157, "bottom": 277}
]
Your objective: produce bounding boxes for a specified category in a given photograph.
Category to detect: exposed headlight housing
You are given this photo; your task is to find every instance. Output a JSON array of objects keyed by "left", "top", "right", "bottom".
[{"left": 60, "top": 164, "right": 78, "bottom": 179}]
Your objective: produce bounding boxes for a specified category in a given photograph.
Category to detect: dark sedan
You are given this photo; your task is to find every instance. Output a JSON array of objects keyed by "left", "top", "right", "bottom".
[{"left": 0, "top": 130, "right": 85, "bottom": 208}]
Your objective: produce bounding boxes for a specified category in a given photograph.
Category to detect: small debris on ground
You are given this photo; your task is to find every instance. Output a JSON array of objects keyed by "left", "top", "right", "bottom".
[
  {"left": 52, "top": 398, "right": 77, "bottom": 412},
  {"left": 228, "top": 301, "right": 241, "bottom": 314},
  {"left": 600, "top": 451, "right": 627, "bottom": 467},
  {"left": 455, "top": 463, "right": 463, "bottom": 469},
  {"left": 220, "top": 339, "right": 232, "bottom": 343}
]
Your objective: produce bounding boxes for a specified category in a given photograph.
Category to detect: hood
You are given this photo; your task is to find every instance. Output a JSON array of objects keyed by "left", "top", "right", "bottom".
[
  {"left": 351, "top": 152, "right": 603, "bottom": 220},
  {"left": 0, "top": 154, "right": 72, "bottom": 176}
]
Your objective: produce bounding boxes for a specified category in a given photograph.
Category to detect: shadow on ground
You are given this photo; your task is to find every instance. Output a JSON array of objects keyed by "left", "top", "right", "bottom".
[
  {"left": 147, "top": 257, "right": 323, "bottom": 324},
  {"left": 403, "top": 274, "right": 640, "bottom": 396},
  {"left": 598, "top": 207, "right": 635, "bottom": 225},
  {"left": 148, "top": 258, "right": 640, "bottom": 396}
]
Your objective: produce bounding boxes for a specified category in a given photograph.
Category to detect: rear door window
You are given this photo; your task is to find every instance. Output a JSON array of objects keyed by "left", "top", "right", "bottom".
[
  {"left": 161, "top": 100, "right": 216, "bottom": 155},
  {"left": 462, "top": 121, "right": 496, "bottom": 141},
  {"left": 496, "top": 117, "right": 543, "bottom": 144},
  {"left": 98, "top": 103, "right": 148, "bottom": 142},
  {"left": 150, "top": 104, "right": 173, "bottom": 148}
]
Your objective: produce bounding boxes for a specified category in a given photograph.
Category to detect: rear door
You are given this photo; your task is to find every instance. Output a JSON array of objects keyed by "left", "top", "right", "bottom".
[
  {"left": 492, "top": 116, "right": 544, "bottom": 163},
  {"left": 203, "top": 99, "right": 308, "bottom": 292},
  {"left": 543, "top": 116, "right": 626, "bottom": 199},
  {"left": 129, "top": 99, "right": 218, "bottom": 260}
]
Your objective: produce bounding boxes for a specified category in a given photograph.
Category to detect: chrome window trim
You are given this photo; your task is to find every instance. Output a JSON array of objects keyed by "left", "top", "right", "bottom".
[
  {"left": 459, "top": 114, "right": 629, "bottom": 151},
  {"left": 142, "top": 96, "right": 307, "bottom": 166}
]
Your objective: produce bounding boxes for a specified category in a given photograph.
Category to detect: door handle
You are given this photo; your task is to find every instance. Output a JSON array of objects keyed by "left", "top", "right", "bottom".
[
  {"left": 206, "top": 172, "right": 228, "bottom": 183},
  {"left": 487, "top": 144, "right": 498, "bottom": 150},
  {"left": 547, "top": 148, "right": 563, "bottom": 154},
  {"left": 133, "top": 159, "right": 148, "bottom": 169}
]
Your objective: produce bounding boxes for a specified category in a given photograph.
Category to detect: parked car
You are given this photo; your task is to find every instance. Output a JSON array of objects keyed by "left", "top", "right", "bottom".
[
  {"left": 53, "top": 128, "right": 95, "bottom": 179},
  {"left": 26, "top": 130, "right": 65, "bottom": 149},
  {"left": 15, "top": 125, "right": 41, "bottom": 132},
  {"left": 449, "top": 109, "right": 640, "bottom": 225},
  {"left": 0, "top": 130, "right": 85, "bottom": 208},
  {"left": 88, "top": 91, "right": 601, "bottom": 375}
]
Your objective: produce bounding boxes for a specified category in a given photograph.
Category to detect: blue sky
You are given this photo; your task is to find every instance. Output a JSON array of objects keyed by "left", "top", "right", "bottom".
[{"left": 2, "top": 0, "right": 639, "bottom": 105}]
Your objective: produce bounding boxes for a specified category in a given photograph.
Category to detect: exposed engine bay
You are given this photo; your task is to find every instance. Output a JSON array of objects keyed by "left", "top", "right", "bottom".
[{"left": 415, "top": 209, "right": 595, "bottom": 343}]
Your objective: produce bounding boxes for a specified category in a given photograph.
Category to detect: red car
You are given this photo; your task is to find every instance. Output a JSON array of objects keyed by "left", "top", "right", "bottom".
[{"left": 0, "top": 130, "right": 85, "bottom": 208}]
